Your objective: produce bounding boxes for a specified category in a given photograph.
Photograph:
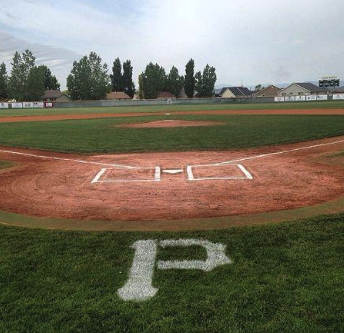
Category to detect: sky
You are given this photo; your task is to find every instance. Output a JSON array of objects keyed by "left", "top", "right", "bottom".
[{"left": 0, "top": 0, "right": 344, "bottom": 90}]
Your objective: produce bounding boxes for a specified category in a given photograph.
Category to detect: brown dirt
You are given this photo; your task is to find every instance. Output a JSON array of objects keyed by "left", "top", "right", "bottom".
[
  {"left": 117, "top": 120, "right": 224, "bottom": 128},
  {"left": 1, "top": 108, "right": 344, "bottom": 123},
  {"left": 0, "top": 136, "right": 344, "bottom": 231}
]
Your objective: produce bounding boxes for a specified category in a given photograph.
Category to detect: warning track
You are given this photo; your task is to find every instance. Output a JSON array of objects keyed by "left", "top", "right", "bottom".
[{"left": 1, "top": 108, "right": 344, "bottom": 123}]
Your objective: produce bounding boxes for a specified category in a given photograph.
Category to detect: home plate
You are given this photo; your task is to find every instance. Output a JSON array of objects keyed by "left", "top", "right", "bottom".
[{"left": 162, "top": 169, "right": 183, "bottom": 174}]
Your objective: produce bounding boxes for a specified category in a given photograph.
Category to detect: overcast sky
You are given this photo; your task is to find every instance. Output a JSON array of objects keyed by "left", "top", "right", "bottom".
[{"left": 1, "top": 0, "right": 344, "bottom": 89}]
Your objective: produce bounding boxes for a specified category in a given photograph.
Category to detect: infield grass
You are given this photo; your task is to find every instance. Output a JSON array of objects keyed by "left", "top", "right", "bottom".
[
  {"left": 0, "top": 114, "right": 344, "bottom": 153},
  {"left": 0, "top": 214, "right": 343, "bottom": 333},
  {"left": 1, "top": 100, "right": 344, "bottom": 117}
]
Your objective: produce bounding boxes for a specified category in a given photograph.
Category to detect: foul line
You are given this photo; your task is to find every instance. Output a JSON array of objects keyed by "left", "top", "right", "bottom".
[
  {"left": 0, "top": 149, "right": 138, "bottom": 169},
  {"left": 190, "top": 139, "right": 344, "bottom": 167},
  {"left": 1, "top": 138, "right": 344, "bottom": 171}
]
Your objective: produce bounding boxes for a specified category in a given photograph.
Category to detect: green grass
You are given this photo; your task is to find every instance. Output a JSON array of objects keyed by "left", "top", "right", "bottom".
[
  {"left": 0, "top": 214, "right": 343, "bottom": 332},
  {"left": 1, "top": 114, "right": 344, "bottom": 153},
  {"left": 1, "top": 100, "right": 344, "bottom": 117},
  {"left": 0, "top": 160, "right": 14, "bottom": 170}
]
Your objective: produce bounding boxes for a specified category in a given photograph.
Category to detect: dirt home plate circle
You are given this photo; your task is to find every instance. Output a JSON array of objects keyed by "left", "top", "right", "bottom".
[{"left": 0, "top": 136, "right": 344, "bottom": 230}]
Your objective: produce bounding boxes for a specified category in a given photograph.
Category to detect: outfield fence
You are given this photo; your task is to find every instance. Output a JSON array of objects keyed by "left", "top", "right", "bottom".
[{"left": 1, "top": 94, "right": 344, "bottom": 109}]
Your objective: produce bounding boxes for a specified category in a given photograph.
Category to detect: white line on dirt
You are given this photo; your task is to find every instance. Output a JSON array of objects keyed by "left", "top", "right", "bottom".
[
  {"left": 0, "top": 149, "right": 138, "bottom": 169},
  {"left": 190, "top": 139, "right": 344, "bottom": 167},
  {"left": 1, "top": 138, "right": 344, "bottom": 172}
]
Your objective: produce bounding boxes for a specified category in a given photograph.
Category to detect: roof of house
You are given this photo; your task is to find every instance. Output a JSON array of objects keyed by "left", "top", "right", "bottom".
[
  {"left": 106, "top": 92, "right": 131, "bottom": 100},
  {"left": 279, "top": 82, "right": 325, "bottom": 94},
  {"left": 254, "top": 85, "right": 282, "bottom": 97},
  {"left": 295, "top": 82, "right": 325, "bottom": 93},
  {"left": 157, "top": 92, "right": 176, "bottom": 98},
  {"left": 334, "top": 86, "right": 344, "bottom": 93},
  {"left": 43, "top": 90, "right": 64, "bottom": 99},
  {"left": 219, "top": 87, "right": 253, "bottom": 97}
]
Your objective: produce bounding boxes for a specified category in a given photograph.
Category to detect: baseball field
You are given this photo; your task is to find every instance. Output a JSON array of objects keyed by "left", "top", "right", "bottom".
[{"left": 0, "top": 102, "right": 344, "bottom": 332}]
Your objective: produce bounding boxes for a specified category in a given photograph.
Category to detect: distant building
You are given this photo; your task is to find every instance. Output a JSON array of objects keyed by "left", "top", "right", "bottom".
[
  {"left": 278, "top": 83, "right": 326, "bottom": 97},
  {"left": 43, "top": 90, "right": 71, "bottom": 102},
  {"left": 216, "top": 87, "right": 253, "bottom": 98},
  {"left": 254, "top": 85, "right": 282, "bottom": 98},
  {"left": 157, "top": 92, "right": 176, "bottom": 99},
  {"left": 334, "top": 86, "right": 344, "bottom": 93},
  {"left": 106, "top": 92, "right": 131, "bottom": 100}
]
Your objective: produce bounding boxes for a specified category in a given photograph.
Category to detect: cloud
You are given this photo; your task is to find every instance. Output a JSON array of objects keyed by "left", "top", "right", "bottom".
[
  {"left": 0, "top": 31, "right": 80, "bottom": 88},
  {"left": 0, "top": 0, "right": 344, "bottom": 88}
]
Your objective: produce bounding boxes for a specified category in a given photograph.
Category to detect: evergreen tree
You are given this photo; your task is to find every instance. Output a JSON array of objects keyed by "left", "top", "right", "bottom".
[
  {"left": 165, "top": 66, "right": 184, "bottom": 97},
  {"left": 195, "top": 64, "right": 217, "bottom": 98},
  {"left": 9, "top": 50, "right": 35, "bottom": 100},
  {"left": 184, "top": 59, "right": 195, "bottom": 98},
  {"left": 110, "top": 58, "right": 123, "bottom": 92},
  {"left": 67, "top": 52, "right": 109, "bottom": 100},
  {"left": 122, "top": 60, "right": 135, "bottom": 97},
  {"left": 38, "top": 65, "right": 60, "bottom": 90},
  {"left": 26, "top": 66, "right": 45, "bottom": 101},
  {"left": 139, "top": 63, "right": 166, "bottom": 99},
  {"left": 0, "top": 63, "right": 8, "bottom": 100}
]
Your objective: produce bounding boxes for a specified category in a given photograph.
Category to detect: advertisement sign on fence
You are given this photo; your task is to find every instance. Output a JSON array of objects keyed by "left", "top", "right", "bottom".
[
  {"left": 317, "top": 95, "right": 328, "bottom": 101},
  {"left": 274, "top": 97, "right": 285, "bottom": 102},
  {"left": 11, "top": 103, "right": 23, "bottom": 108},
  {"left": 33, "top": 102, "right": 44, "bottom": 108},
  {"left": 23, "top": 102, "right": 34, "bottom": 108},
  {"left": 332, "top": 94, "right": 344, "bottom": 100},
  {"left": 44, "top": 102, "right": 53, "bottom": 108},
  {"left": 294, "top": 96, "right": 306, "bottom": 101},
  {"left": 284, "top": 96, "right": 295, "bottom": 102},
  {"left": 306, "top": 95, "right": 317, "bottom": 101},
  {"left": 0, "top": 103, "right": 9, "bottom": 109}
]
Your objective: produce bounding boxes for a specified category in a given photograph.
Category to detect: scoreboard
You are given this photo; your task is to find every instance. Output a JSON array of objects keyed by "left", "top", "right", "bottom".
[{"left": 319, "top": 76, "right": 340, "bottom": 88}]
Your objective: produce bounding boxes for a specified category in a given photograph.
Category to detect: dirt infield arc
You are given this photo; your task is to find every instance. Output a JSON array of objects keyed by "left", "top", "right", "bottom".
[{"left": 0, "top": 136, "right": 344, "bottom": 231}]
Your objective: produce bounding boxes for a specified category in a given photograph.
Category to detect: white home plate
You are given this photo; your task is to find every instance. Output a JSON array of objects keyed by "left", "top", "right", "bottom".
[{"left": 162, "top": 169, "right": 184, "bottom": 174}]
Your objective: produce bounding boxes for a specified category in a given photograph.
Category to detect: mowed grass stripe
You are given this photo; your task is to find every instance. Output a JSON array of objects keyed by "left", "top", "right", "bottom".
[
  {"left": 0, "top": 115, "right": 344, "bottom": 153},
  {"left": 0, "top": 214, "right": 343, "bottom": 332},
  {"left": 1, "top": 100, "right": 344, "bottom": 117}
]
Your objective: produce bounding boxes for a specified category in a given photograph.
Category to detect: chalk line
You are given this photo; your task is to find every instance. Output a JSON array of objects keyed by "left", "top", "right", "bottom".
[
  {"left": 190, "top": 138, "right": 344, "bottom": 167},
  {"left": 0, "top": 149, "right": 138, "bottom": 169}
]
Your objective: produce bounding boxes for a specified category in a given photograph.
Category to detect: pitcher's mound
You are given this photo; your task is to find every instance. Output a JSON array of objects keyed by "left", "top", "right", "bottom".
[{"left": 118, "top": 120, "right": 224, "bottom": 128}]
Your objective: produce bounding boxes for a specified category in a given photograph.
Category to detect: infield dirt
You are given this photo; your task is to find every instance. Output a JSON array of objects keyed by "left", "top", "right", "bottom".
[{"left": 0, "top": 136, "right": 344, "bottom": 230}]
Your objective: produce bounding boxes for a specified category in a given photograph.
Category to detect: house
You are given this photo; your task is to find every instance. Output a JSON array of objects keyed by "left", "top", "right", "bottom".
[
  {"left": 157, "top": 92, "right": 176, "bottom": 99},
  {"left": 217, "top": 87, "right": 253, "bottom": 98},
  {"left": 334, "top": 86, "right": 344, "bottom": 93},
  {"left": 254, "top": 85, "right": 282, "bottom": 98},
  {"left": 106, "top": 92, "right": 131, "bottom": 100},
  {"left": 43, "top": 90, "right": 71, "bottom": 102},
  {"left": 277, "top": 83, "right": 326, "bottom": 97}
]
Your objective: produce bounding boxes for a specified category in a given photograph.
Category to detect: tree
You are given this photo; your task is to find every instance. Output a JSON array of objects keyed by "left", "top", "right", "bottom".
[
  {"left": 25, "top": 66, "right": 45, "bottom": 101},
  {"left": 8, "top": 49, "right": 36, "bottom": 100},
  {"left": 39, "top": 65, "right": 60, "bottom": 90},
  {"left": 184, "top": 59, "right": 195, "bottom": 98},
  {"left": 195, "top": 64, "right": 217, "bottom": 98},
  {"left": 67, "top": 52, "right": 109, "bottom": 100},
  {"left": 110, "top": 58, "right": 123, "bottom": 92},
  {"left": 139, "top": 63, "right": 166, "bottom": 99},
  {"left": 122, "top": 60, "right": 135, "bottom": 97},
  {"left": 165, "top": 66, "right": 184, "bottom": 97},
  {"left": 0, "top": 63, "right": 8, "bottom": 100},
  {"left": 255, "top": 84, "right": 265, "bottom": 91}
]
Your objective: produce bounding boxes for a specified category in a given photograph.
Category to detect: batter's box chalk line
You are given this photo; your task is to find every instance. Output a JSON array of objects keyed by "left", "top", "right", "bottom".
[
  {"left": 91, "top": 164, "right": 253, "bottom": 183},
  {"left": 91, "top": 166, "right": 161, "bottom": 183},
  {"left": 186, "top": 164, "right": 253, "bottom": 181}
]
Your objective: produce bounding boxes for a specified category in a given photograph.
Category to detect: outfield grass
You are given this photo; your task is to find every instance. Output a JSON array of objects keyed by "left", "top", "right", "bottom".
[
  {"left": 0, "top": 214, "right": 343, "bottom": 332},
  {"left": 0, "top": 100, "right": 344, "bottom": 117},
  {"left": 0, "top": 114, "right": 344, "bottom": 153}
]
